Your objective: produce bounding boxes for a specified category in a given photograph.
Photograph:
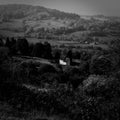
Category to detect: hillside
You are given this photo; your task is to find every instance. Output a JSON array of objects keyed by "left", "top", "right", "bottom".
[
  {"left": 0, "top": 4, "right": 120, "bottom": 42},
  {"left": 0, "top": 4, "right": 80, "bottom": 37},
  {"left": 0, "top": 4, "right": 80, "bottom": 20}
]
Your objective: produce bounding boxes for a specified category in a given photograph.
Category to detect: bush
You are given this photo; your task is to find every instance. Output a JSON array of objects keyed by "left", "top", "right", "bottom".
[
  {"left": 0, "top": 38, "right": 4, "bottom": 46},
  {"left": 38, "top": 64, "right": 57, "bottom": 75},
  {"left": 43, "top": 42, "right": 52, "bottom": 59},
  {"left": 38, "top": 73, "right": 60, "bottom": 87},
  {"left": 83, "top": 75, "right": 120, "bottom": 98},
  {"left": 0, "top": 47, "right": 9, "bottom": 64},
  {"left": 69, "top": 75, "right": 85, "bottom": 89},
  {"left": 90, "top": 55, "right": 112, "bottom": 75},
  {"left": 79, "top": 61, "right": 90, "bottom": 76},
  {"left": 63, "top": 66, "right": 80, "bottom": 76},
  {"left": 0, "top": 47, "right": 10, "bottom": 83},
  {"left": 63, "top": 66, "right": 85, "bottom": 89},
  {"left": 32, "top": 42, "right": 44, "bottom": 57},
  {"left": 12, "top": 60, "right": 38, "bottom": 85},
  {"left": 16, "top": 38, "right": 29, "bottom": 55}
]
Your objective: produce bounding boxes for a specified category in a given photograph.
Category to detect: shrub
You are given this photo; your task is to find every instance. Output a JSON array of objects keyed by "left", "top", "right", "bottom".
[
  {"left": 16, "top": 38, "right": 29, "bottom": 55},
  {"left": 69, "top": 75, "right": 85, "bottom": 89},
  {"left": 63, "top": 66, "right": 85, "bottom": 89},
  {"left": 0, "top": 38, "right": 4, "bottom": 46},
  {"left": 90, "top": 55, "right": 112, "bottom": 75},
  {"left": 83, "top": 75, "right": 120, "bottom": 98},
  {"left": 38, "top": 64, "right": 57, "bottom": 75},
  {"left": 79, "top": 61, "right": 90, "bottom": 76},
  {"left": 63, "top": 66, "right": 80, "bottom": 76},
  {"left": 0, "top": 47, "right": 9, "bottom": 64},
  {"left": 12, "top": 60, "right": 38, "bottom": 85},
  {"left": 43, "top": 42, "right": 52, "bottom": 59},
  {"left": 0, "top": 47, "right": 10, "bottom": 83},
  {"left": 38, "top": 73, "right": 60, "bottom": 87},
  {"left": 32, "top": 42, "right": 44, "bottom": 57},
  {"left": 54, "top": 51, "right": 61, "bottom": 64}
]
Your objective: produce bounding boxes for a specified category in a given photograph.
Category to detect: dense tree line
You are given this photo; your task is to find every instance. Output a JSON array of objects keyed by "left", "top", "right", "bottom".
[{"left": 0, "top": 37, "right": 53, "bottom": 59}]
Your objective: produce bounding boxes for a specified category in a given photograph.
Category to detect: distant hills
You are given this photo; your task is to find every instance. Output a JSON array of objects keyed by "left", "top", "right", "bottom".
[
  {"left": 0, "top": 4, "right": 81, "bottom": 37},
  {"left": 0, "top": 4, "right": 120, "bottom": 38},
  {"left": 0, "top": 4, "right": 80, "bottom": 21}
]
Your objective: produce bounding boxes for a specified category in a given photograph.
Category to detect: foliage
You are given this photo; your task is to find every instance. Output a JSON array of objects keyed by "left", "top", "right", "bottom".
[
  {"left": 29, "top": 43, "right": 34, "bottom": 56},
  {"left": 54, "top": 51, "right": 61, "bottom": 63},
  {"left": 16, "top": 38, "right": 29, "bottom": 55},
  {"left": 83, "top": 75, "right": 120, "bottom": 98},
  {"left": 80, "top": 51, "right": 92, "bottom": 61},
  {"left": 79, "top": 61, "right": 90, "bottom": 76},
  {"left": 12, "top": 60, "right": 57, "bottom": 86},
  {"left": 63, "top": 66, "right": 85, "bottom": 89},
  {"left": 10, "top": 37, "right": 17, "bottom": 55},
  {"left": 1, "top": 56, "right": 120, "bottom": 120},
  {"left": 63, "top": 66, "right": 80, "bottom": 76},
  {"left": 0, "top": 47, "right": 10, "bottom": 84},
  {"left": 32, "top": 42, "right": 44, "bottom": 57},
  {"left": 43, "top": 42, "right": 52, "bottom": 59},
  {"left": 4, "top": 37, "right": 17, "bottom": 55},
  {"left": 90, "top": 54, "right": 112, "bottom": 75},
  {"left": 38, "top": 64, "right": 57, "bottom": 75},
  {"left": 12, "top": 60, "right": 38, "bottom": 85},
  {"left": 5, "top": 37, "right": 11, "bottom": 48},
  {"left": 31, "top": 42, "right": 52, "bottom": 59},
  {"left": 0, "top": 38, "right": 4, "bottom": 46},
  {"left": 0, "top": 47, "right": 9, "bottom": 64},
  {"left": 38, "top": 73, "right": 60, "bottom": 87}
]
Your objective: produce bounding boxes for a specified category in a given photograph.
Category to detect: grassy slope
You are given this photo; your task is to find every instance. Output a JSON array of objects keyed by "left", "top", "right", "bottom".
[
  {"left": 0, "top": 4, "right": 78, "bottom": 37},
  {"left": 0, "top": 19, "right": 69, "bottom": 37}
]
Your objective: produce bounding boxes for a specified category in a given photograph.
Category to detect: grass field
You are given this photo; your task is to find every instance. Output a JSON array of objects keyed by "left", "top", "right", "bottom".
[
  {"left": 27, "top": 37, "right": 109, "bottom": 50},
  {"left": 0, "top": 30, "right": 25, "bottom": 37}
]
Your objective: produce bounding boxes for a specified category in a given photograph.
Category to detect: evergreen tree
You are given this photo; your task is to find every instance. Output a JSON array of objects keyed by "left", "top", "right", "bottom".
[
  {"left": 43, "top": 42, "right": 52, "bottom": 59},
  {"left": 32, "top": 42, "right": 44, "bottom": 57},
  {"left": 54, "top": 51, "right": 61, "bottom": 64},
  {"left": 66, "top": 50, "right": 73, "bottom": 65},
  {"left": 10, "top": 37, "right": 17, "bottom": 55},
  {"left": 5, "top": 37, "right": 11, "bottom": 48},
  {"left": 0, "top": 38, "right": 4, "bottom": 46},
  {"left": 16, "top": 38, "right": 29, "bottom": 55}
]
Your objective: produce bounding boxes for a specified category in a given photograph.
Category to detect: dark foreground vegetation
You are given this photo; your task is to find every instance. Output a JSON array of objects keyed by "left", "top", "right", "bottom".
[{"left": 1, "top": 37, "right": 120, "bottom": 120}]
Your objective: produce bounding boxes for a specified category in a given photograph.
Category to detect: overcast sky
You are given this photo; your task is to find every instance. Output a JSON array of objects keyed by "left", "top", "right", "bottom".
[{"left": 0, "top": 0, "right": 120, "bottom": 16}]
